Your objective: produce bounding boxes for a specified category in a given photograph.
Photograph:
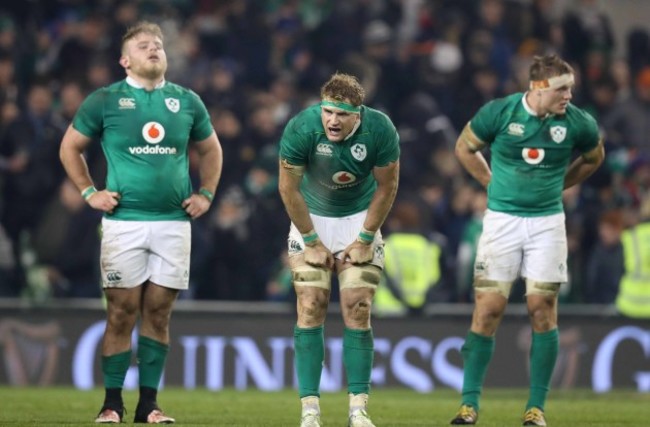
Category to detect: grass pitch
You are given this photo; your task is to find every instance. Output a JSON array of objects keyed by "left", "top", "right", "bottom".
[{"left": 0, "top": 387, "right": 646, "bottom": 426}]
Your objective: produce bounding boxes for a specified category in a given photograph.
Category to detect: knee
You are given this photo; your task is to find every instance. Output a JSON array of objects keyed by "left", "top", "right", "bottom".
[
  {"left": 472, "top": 303, "right": 505, "bottom": 334},
  {"left": 525, "top": 282, "right": 559, "bottom": 331},
  {"left": 297, "top": 291, "right": 329, "bottom": 326},
  {"left": 107, "top": 303, "right": 138, "bottom": 333},
  {"left": 142, "top": 305, "right": 173, "bottom": 335},
  {"left": 527, "top": 304, "right": 555, "bottom": 331},
  {"left": 474, "top": 305, "right": 502, "bottom": 324},
  {"left": 343, "top": 295, "right": 373, "bottom": 328}
]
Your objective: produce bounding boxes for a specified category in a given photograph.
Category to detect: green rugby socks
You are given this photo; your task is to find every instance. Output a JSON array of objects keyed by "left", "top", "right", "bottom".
[
  {"left": 137, "top": 335, "right": 169, "bottom": 390},
  {"left": 460, "top": 331, "right": 495, "bottom": 411},
  {"left": 294, "top": 325, "right": 325, "bottom": 398},
  {"left": 343, "top": 327, "right": 374, "bottom": 395},
  {"left": 102, "top": 349, "right": 132, "bottom": 389},
  {"left": 527, "top": 328, "right": 559, "bottom": 411}
]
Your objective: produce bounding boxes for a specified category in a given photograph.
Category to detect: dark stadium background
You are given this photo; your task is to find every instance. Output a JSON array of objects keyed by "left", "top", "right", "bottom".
[{"left": 0, "top": 0, "right": 648, "bottom": 394}]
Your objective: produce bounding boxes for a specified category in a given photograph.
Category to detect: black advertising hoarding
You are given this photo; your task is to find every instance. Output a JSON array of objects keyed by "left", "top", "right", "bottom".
[{"left": 0, "top": 302, "right": 648, "bottom": 393}]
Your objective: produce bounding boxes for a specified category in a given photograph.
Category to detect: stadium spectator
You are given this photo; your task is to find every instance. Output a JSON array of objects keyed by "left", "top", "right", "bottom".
[
  {"left": 0, "top": 49, "right": 19, "bottom": 105},
  {"left": 375, "top": 197, "right": 452, "bottom": 316},
  {"left": 615, "top": 202, "right": 650, "bottom": 318},
  {"left": 450, "top": 54, "right": 604, "bottom": 425},
  {"left": 197, "top": 185, "right": 254, "bottom": 301},
  {"left": 54, "top": 14, "right": 112, "bottom": 85},
  {"left": 0, "top": 222, "right": 15, "bottom": 295},
  {"left": 0, "top": 98, "right": 21, "bottom": 296},
  {"left": 243, "top": 144, "right": 289, "bottom": 299},
  {"left": 396, "top": 92, "right": 457, "bottom": 188},
  {"left": 31, "top": 178, "right": 102, "bottom": 298},
  {"left": 209, "top": 106, "right": 247, "bottom": 190},
  {"left": 278, "top": 73, "right": 399, "bottom": 427},
  {"left": 0, "top": 82, "right": 66, "bottom": 296},
  {"left": 562, "top": 0, "right": 615, "bottom": 78},
  {"left": 584, "top": 209, "right": 624, "bottom": 304},
  {"left": 455, "top": 186, "right": 487, "bottom": 303},
  {"left": 603, "top": 66, "right": 650, "bottom": 157},
  {"left": 452, "top": 66, "right": 503, "bottom": 131},
  {"left": 266, "top": 252, "right": 294, "bottom": 302},
  {"left": 0, "top": 0, "right": 647, "bottom": 306},
  {"left": 58, "top": 21, "right": 223, "bottom": 423}
]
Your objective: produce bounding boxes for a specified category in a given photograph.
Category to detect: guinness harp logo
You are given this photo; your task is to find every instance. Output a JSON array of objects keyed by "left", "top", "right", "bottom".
[{"left": 0, "top": 318, "right": 61, "bottom": 385}]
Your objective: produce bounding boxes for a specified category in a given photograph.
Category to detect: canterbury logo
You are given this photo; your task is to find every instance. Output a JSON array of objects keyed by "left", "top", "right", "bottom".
[
  {"left": 289, "top": 239, "right": 302, "bottom": 253},
  {"left": 508, "top": 123, "right": 524, "bottom": 136},
  {"left": 106, "top": 271, "right": 122, "bottom": 282},
  {"left": 316, "top": 143, "right": 333, "bottom": 156},
  {"left": 118, "top": 98, "right": 136, "bottom": 109}
]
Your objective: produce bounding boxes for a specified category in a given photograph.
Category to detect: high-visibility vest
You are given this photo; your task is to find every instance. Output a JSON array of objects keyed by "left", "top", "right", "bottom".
[
  {"left": 375, "top": 233, "right": 441, "bottom": 314},
  {"left": 616, "top": 223, "right": 650, "bottom": 318}
]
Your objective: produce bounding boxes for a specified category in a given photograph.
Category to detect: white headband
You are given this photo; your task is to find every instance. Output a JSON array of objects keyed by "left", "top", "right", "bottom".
[{"left": 529, "top": 73, "right": 574, "bottom": 91}]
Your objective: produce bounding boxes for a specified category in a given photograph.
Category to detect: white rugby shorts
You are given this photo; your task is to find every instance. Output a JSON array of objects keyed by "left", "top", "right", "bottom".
[
  {"left": 474, "top": 210, "right": 568, "bottom": 283},
  {"left": 100, "top": 218, "right": 191, "bottom": 289},
  {"left": 287, "top": 210, "right": 385, "bottom": 269}
]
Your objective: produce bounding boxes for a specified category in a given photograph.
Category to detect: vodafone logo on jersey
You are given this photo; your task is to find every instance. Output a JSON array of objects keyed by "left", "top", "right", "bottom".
[
  {"left": 129, "top": 122, "right": 177, "bottom": 155},
  {"left": 522, "top": 147, "right": 545, "bottom": 165},
  {"left": 332, "top": 171, "right": 356, "bottom": 184},
  {"left": 142, "top": 122, "right": 165, "bottom": 144}
]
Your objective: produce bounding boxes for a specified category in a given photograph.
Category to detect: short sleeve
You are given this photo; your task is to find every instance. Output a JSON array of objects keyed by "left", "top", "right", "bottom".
[
  {"left": 375, "top": 118, "right": 400, "bottom": 167},
  {"left": 575, "top": 109, "right": 601, "bottom": 153},
  {"left": 73, "top": 89, "right": 106, "bottom": 138},
  {"left": 469, "top": 99, "right": 502, "bottom": 145},
  {"left": 189, "top": 91, "right": 214, "bottom": 142},
  {"left": 279, "top": 116, "right": 309, "bottom": 166}
]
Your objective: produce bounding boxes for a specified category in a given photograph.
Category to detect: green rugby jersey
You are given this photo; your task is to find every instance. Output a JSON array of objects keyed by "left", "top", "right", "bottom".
[
  {"left": 471, "top": 93, "right": 599, "bottom": 217},
  {"left": 279, "top": 103, "right": 400, "bottom": 217},
  {"left": 73, "top": 78, "right": 214, "bottom": 221}
]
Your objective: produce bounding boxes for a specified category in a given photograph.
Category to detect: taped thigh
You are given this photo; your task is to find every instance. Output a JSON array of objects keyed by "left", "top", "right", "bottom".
[
  {"left": 292, "top": 265, "right": 332, "bottom": 290},
  {"left": 338, "top": 265, "right": 381, "bottom": 290},
  {"left": 473, "top": 279, "right": 513, "bottom": 299},
  {"left": 525, "top": 280, "right": 560, "bottom": 297}
]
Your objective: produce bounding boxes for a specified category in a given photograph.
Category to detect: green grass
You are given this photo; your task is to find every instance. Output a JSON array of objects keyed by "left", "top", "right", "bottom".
[{"left": 0, "top": 387, "right": 646, "bottom": 426}]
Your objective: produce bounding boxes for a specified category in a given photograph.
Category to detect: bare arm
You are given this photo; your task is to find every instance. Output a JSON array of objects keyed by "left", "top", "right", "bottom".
[
  {"left": 455, "top": 123, "right": 491, "bottom": 188},
  {"left": 182, "top": 131, "right": 223, "bottom": 219},
  {"left": 278, "top": 159, "right": 333, "bottom": 268},
  {"left": 341, "top": 160, "right": 399, "bottom": 265},
  {"left": 564, "top": 140, "right": 605, "bottom": 189},
  {"left": 194, "top": 131, "right": 223, "bottom": 195},
  {"left": 278, "top": 159, "right": 314, "bottom": 234},
  {"left": 59, "top": 124, "right": 95, "bottom": 192},
  {"left": 59, "top": 124, "right": 119, "bottom": 213}
]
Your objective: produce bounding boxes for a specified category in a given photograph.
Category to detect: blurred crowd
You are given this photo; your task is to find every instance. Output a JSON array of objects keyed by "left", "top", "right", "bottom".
[{"left": 0, "top": 0, "right": 648, "bottom": 306}]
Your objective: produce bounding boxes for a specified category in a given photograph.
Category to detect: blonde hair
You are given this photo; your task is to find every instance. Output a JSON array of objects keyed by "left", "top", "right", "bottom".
[
  {"left": 121, "top": 21, "right": 164, "bottom": 53},
  {"left": 320, "top": 73, "right": 365, "bottom": 106},
  {"left": 529, "top": 54, "right": 573, "bottom": 81}
]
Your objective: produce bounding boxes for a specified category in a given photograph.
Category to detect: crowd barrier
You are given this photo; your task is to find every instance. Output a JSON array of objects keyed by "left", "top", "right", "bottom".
[{"left": 0, "top": 300, "right": 647, "bottom": 393}]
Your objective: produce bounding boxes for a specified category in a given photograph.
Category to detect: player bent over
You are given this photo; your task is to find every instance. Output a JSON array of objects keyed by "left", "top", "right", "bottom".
[{"left": 278, "top": 73, "right": 400, "bottom": 427}]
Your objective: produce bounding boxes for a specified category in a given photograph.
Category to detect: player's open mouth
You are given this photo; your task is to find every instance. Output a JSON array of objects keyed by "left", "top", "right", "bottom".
[{"left": 328, "top": 127, "right": 341, "bottom": 136}]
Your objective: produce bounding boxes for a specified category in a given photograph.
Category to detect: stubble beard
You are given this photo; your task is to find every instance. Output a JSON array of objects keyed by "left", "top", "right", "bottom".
[{"left": 137, "top": 62, "right": 165, "bottom": 81}]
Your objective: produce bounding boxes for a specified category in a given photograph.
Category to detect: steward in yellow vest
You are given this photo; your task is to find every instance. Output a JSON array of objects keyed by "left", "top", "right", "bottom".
[
  {"left": 375, "top": 231, "right": 449, "bottom": 316},
  {"left": 616, "top": 222, "right": 650, "bottom": 318}
]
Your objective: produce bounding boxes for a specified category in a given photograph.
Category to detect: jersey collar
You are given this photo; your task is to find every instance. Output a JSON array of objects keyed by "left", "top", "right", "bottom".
[
  {"left": 126, "top": 76, "right": 166, "bottom": 89},
  {"left": 344, "top": 117, "right": 362, "bottom": 141},
  {"left": 521, "top": 92, "right": 551, "bottom": 119}
]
